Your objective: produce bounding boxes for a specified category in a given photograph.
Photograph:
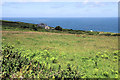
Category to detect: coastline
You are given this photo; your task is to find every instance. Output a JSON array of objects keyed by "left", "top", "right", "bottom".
[
  {"left": 1, "top": 20, "right": 119, "bottom": 36},
  {"left": 1, "top": 17, "right": 118, "bottom": 33}
]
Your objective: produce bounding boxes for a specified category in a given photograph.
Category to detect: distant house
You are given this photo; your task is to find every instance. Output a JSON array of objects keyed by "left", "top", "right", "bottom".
[
  {"left": 37, "top": 23, "right": 50, "bottom": 29},
  {"left": 45, "top": 26, "right": 50, "bottom": 29},
  {"left": 90, "top": 30, "right": 93, "bottom": 32}
]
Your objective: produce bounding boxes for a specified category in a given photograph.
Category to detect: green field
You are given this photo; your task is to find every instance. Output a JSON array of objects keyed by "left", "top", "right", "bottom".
[
  {"left": 2, "top": 30, "right": 119, "bottom": 78},
  {"left": 1, "top": 20, "right": 119, "bottom": 78}
]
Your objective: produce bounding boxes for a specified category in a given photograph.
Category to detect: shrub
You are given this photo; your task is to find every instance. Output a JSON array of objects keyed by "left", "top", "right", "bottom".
[
  {"left": 111, "top": 33, "right": 120, "bottom": 36},
  {"left": 55, "top": 26, "right": 62, "bottom": 31},
  {"left": 2, "top": 45, "right": 80, "bottom": 78},
  {"left": 20, "top": 26, "right": 29, "bottom": 28},
  {"left": 32, "top": 25, "right": 38, "bottom": 31}
]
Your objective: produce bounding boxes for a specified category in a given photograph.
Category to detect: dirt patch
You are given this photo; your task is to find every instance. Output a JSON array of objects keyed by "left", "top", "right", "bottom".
[{"left": 1, "top": 31, "right": 74, "bottom": 36}]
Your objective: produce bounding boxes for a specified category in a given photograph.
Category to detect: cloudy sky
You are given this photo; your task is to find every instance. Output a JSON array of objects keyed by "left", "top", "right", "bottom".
[{"left": 1, "top": 0, "right": 119, "bottom": 17}]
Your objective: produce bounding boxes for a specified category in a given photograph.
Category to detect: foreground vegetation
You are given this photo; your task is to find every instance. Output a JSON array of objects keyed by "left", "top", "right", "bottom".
[
  {"left": 1, "top": 20, "right": 119, "bottom": 78},
  {"left": 2, "top": 30, "right": 119, "bottom": 78},
  {"left": 2, "top": 45, "right": 81, "bottom": 78},
  {"left": 2, "top": 44, "right": 119, "bottom": 78}
]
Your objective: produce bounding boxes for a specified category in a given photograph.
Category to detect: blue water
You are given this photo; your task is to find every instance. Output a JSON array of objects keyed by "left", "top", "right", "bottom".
[{"left": 2, "top": 17, "right": 118, "bottom": 33}]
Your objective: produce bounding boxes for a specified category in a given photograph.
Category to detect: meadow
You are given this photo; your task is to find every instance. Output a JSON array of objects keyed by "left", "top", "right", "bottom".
[
  {"left": 2, "top": 30, "right": 119, "bottom": 78},
  {"left": 1, "top": 20, "right": 119, "bottom": 78}
]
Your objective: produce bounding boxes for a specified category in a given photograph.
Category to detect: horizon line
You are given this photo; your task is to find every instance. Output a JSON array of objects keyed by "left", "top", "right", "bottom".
[{"left": 2, "top": 17, "right": 118, "bottom": 18}]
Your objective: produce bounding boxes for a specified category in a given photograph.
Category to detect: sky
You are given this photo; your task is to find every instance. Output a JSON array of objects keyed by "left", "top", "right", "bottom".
[{"left": 1, "top": 1, "right": 118, "bottom": 17}]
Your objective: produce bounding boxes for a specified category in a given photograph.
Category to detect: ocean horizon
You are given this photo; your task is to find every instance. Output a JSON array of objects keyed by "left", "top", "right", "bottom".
[{"left": 2, "top": 17, "right": 118, "bottom": 33}]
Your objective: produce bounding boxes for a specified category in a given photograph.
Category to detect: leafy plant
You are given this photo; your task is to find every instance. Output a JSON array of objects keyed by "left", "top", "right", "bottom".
[{"left": 2, "top": 45, "right": 81, "bottom": 78}]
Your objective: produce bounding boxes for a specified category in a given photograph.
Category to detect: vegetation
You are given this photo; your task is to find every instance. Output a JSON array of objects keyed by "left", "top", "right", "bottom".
[
  {"left": 2, "top": 45, "right": 81, "bottom": 78},
  {"left": 55, "top": 26, "right": 63, "bottom": 31},
  {"left": 1, "top": 20, "right": 119, "bottom": 78},
  {"left": 1, "top": 20, "right": 120, "bottom": 36},
  {"left": 2, "top": 44, "right": 119, "bottom": 78}
]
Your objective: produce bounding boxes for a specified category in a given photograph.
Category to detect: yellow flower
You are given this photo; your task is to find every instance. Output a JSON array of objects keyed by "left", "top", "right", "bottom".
[
  {"left": 52, "top": 75, "right": 55, "bottom": 79},
  {"left": 94, "top": 68, "right": 99, "bottom": 72}
]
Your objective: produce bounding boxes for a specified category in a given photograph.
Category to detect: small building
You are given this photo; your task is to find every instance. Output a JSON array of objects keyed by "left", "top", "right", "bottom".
[
  {"left": 37, "top": 23, "right": 50, "bottom": 29},
  {"left": 45, "top": 26, "right": 50, "bottom": 29},
  {"left": 90, "top": 30, "right": 93, "bottom": 32}
]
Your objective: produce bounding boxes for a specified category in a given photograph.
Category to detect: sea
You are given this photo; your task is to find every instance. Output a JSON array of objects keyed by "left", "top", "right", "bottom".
[{"left": 2, "top": 17, "right": 118, "bottom": 33}]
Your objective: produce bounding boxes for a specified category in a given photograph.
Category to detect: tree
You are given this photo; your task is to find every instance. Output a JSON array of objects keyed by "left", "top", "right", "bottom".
[{"left": 55, "top": 26, "right": 62, "bottom": 31}]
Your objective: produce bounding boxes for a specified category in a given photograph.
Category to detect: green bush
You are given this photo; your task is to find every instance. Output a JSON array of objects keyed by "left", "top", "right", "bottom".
[
  {"left": 55, "top": 26, "right": 62, "bottom": 31},
  {"left": 32, "top": 25, "right": 38, "bottom": 31},
  {"left": 2, "top": 45, "right": 80, "bottom": 78},
  {"left": 111, "top": 33, "right": 120, "bottom": 36}
]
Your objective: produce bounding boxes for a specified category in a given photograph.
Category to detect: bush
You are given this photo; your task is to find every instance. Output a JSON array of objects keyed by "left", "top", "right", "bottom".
[
  {"left": 2, "top": 45, "right": 80, "bottom": 78},
  {"left": 32, "top": 25, "right": 38, "bottom": 31},
  {"left": 55, "top": 26, "right": 62, "bottom": 31},
  {"left": 20, "top": 26, "right": 29, "bottom": 28},
  {"left": 111, "top": 33, "right": 120, "bottom": 36}
]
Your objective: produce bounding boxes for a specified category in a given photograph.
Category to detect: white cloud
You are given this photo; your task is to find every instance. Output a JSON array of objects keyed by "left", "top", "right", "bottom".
[{"left": 83, "top": 0, "right": 89, "bottom": 4}]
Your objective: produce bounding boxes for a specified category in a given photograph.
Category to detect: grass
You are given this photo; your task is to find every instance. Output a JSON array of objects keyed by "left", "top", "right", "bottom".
[
  {"left": 2, "top": 31, "right": 118, "bottom": 52},
  {"left": 2, "top": 30, "right": 118, "bottom": 78},
  {"left": 1, "top": 20, "right": 119, "bottom": 78}
]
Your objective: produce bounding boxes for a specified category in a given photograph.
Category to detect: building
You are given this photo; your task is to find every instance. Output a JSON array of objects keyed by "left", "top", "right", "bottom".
[
  {"left": 45, "top": 26, "right": 50, "bottom": 29},
  {"left": 37, "top": 23, "right": 50, "bottom": 29}
]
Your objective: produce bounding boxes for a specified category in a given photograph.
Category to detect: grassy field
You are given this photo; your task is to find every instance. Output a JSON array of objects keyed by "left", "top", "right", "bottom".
[
  {"left": 2, "top": 30, "right": 119, "bottom": 78},
  {"left": 2, "top": 31, "right": 118, "bottom": 52}
]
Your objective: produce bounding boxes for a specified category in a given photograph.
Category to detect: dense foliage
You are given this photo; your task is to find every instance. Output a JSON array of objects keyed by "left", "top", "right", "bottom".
[
  {"left": 2, "top": 45, "right": 81, "bottom": 78},
  {"left": 1, "top": 44, "right": 119, "bottom": 78},
  {"left": 55, "top": 26, "right": 63, "bottom": 31}
]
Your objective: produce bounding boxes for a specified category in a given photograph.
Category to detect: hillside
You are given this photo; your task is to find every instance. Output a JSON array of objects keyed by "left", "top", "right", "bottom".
[
  {"left": 1, "top": 20, "right": 119, "bottom": 78},
  {"left": 1, "top": 20, "right": 120, "bottom": 36}
]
